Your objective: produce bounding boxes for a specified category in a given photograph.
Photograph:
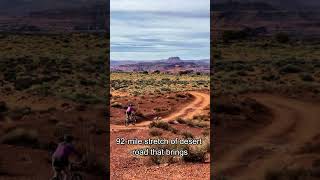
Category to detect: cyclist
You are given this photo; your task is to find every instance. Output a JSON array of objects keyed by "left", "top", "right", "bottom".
[
  {"left": 126, "top": 104, "right": 135, "bottom": 124},
  {"left": 52, "top": 135, "right": 82, "bottom": 180}
]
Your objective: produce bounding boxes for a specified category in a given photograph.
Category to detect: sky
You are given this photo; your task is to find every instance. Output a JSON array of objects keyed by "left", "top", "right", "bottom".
[{"left": 110, "top": 0, "right": 210, "bottom": 61}]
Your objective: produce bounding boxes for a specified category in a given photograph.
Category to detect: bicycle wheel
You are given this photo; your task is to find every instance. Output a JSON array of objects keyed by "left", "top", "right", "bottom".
[
  {"left": 125, "top": 118, "right": 128, "bottom": 126},
  {"left": 71, "top": 173, "right": 83, "bottom": 180},
  {"left": 132, "top": 115, "right": 136, "bottom": 125}
]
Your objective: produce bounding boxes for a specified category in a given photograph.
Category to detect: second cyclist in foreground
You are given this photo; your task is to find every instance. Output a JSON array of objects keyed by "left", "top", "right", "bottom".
[{"left": 51, "top": 135, "right": 82, "bottom": 180}]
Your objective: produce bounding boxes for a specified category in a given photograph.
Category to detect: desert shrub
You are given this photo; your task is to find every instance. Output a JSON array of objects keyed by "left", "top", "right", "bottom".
[
  {"left": 171, "top": 128, "right": 179, "bottom": 134},
  {"left": 131, "top": 91, "right": 140, "bottom": 96},
  {"left": 275, "top": 32, "right": 290, "bottom": 43},
  {"left": 176, "top": 117, "right": 187, "bottom": 124},
  {"left": 33, "top": 83, "right": 51, "bottom": 96},
  {"left": 262, "top": 74, "right": 280, "bottom": 81},
  {"left": 183, "top": 139, "right": 209, "bottom": 162},
  {"left": 160, "top": 87, "right": 171, "bottom": 92},
  {"left": 280, "top": 64, "right": 302, "bottom": 74},
  {"left": 135, "top": 111, "right": 144, "bottom": 117},
  {"left": 9, "top": 106, "right": 32, "bottom": 120},
  {"left": 149, "top": 121, "right": 170, "bottom": 130},
  {"left": 149, "top": 128, "right": 163, "bottom": 137},
  {"left": 111, "top": 102, "right": 123, "bottom": 108},
  {"left": 14, "top": 77, "right": 33, "bottom": 90},
  {"left": 66, "top": 93, "right": 102, "bottom": 104},
  {"left": 149, "top": 121, "right": 178, "bottom": 133},
  {"left": 0, "top": 128, "right": 38, "bottom": 147},
  {"left": 153, "top": 108, "right": 162, "bottom": 112},
  {"left": 182, "top": 132, "right": 194, "bottom": 139},
  {"left": 186, "top": 120, "right": 209, "bottom": 128},
  {"left": 176, "top": 93, "right": 187, "bottom": 98},
  {"left": 202, "top": 128, "right": 210, "bottom": 136},
  {"left": 193, "top": 115, "right": 209, "bottom": 121},
  {"left": 178, "top": 70, "right": 193, "bottom": 75},
  {"left": 168, "top": 120, "right": 176, "bottom": 124},
  {"left": 300, "top": 73, "right": 314, "bottom": 82},
  {"left": 150, "top": 143, "right": 188, "bottom": 165}
]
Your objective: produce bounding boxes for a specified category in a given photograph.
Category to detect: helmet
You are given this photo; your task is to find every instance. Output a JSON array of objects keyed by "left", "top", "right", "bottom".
[{"left": 63, "top": 134, "right": 74, "bottom": 143}]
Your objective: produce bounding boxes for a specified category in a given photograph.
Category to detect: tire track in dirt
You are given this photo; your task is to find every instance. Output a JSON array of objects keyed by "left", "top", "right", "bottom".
[
  {"left": 215, "top": 94, "right": 320, "bottom": 180},
  {"left": 110, "top": 91, "right": 209, "bottom": 132}
]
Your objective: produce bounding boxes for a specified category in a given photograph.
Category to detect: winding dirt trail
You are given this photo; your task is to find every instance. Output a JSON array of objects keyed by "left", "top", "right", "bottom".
[
  {"left": 110, "top": 91, "right": 210, "bottom": 132},
  {"left": 215, "top": 94, "right": 320, "bottom": 180}
]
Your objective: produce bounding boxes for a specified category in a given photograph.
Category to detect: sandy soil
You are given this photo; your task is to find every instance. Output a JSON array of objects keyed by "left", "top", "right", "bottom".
[{"left": 215, "top": 94, "right": 320, "bottom": 180}]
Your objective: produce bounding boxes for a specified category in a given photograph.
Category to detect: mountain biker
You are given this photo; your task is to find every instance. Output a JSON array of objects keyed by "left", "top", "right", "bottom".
[
  {"left": 52, "top": 135, "right": 82, "bottom": 180},
  {"left": 126, "top": 104, "right": 135, "bottom": 121}
]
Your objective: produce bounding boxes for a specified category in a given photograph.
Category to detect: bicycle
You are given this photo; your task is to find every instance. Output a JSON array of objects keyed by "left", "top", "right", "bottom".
[
  {"left": 125, "top": 112, "right": 137, "bottom": 126},
  {"left": 52, "top": 162, "right": 83, "bottom": 180}
]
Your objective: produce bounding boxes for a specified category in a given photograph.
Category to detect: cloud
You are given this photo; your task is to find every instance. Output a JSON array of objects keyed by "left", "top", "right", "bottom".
[
  {"left": 111, "top": 0, "right": 209, "bottom": 13},
  {"left": 110, "top": 0, "right": 210, "bottom": 60}
]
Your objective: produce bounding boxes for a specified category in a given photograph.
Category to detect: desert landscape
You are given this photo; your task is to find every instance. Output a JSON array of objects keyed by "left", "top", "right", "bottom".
[
  {"left": 110, "top": 58, "right": 210, "bottom": 179},
  {"left": 0, "top": 0, "right": 108, "bottom": 179},
  {"left": 212, "top": 1, "right": 320, "bottom": 179},
  {"left": 0, "top": 32, "right": 108, "bottom": 180}
]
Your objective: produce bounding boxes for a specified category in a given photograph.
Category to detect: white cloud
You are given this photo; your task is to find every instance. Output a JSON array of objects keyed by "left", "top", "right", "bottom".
[
  {"left": 111, "top": 0, "right": 210, "bottom": 12},
  {"left": 110, "top": 0, "right": 210, "bottom": 60}
]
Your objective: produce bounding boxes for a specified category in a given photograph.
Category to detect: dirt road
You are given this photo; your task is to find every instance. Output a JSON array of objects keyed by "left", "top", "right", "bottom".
[
  {"left": 110, "top": 91, "right": 210, "bottom": 131},
  {"left": 215, "top": 94, "right": 320, "bottom": 180}
]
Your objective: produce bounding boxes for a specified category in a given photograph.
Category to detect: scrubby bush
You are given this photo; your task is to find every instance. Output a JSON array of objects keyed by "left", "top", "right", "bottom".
[
  {"left": 186, "top": 120, "right": 209, "bottom": 128},
  {"left": 280, "top": 64, "right": 302, "bottom": 74},
  {"left": 183, "top": 139, "right": 209, "bottom": 162},
  {"left": 149, "top": 121, "right": 178, "bottom": 133},
  {"left": 176, "top": 117, "right": 187, "bottom": 124},
  {"left": 14, "top": 77, "right": 33, "bottom": 90},
  {"left": 150, "top": 143, "right": 188, "bottom": 164},
  {"left": 66, "top": 93, "right": 102, "bottom": 104},
  {"left": 182, "top": 131, "right": 194, "bottom": 139},
  {"left": 111, "top": 102, "right": 123, "bottom": 108},
  {"left": 300, "top": 73, "right": 314, "bottom": 82},
  {"left": 149, "top": 128, "right": 163, "bottom": 136},
  {"left": 0, "top": 128, "right": 39, "bottom": 147},
  {"left": 9, "top": 106, "right": 32, "bottom": 120},
  {"left": 176, "top": 93, "right": 187, "bottom": 98}
]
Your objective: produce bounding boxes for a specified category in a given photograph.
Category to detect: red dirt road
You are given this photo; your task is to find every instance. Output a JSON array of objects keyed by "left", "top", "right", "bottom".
[
  {"left": 215, "top": 94, "right": 320, "bottom": 180},
  {"left": 110, "top": 91, "right": 210, "bottom": 131},
  {"left": 110, "top": 91, "right": 210, "bottom": 180}
]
